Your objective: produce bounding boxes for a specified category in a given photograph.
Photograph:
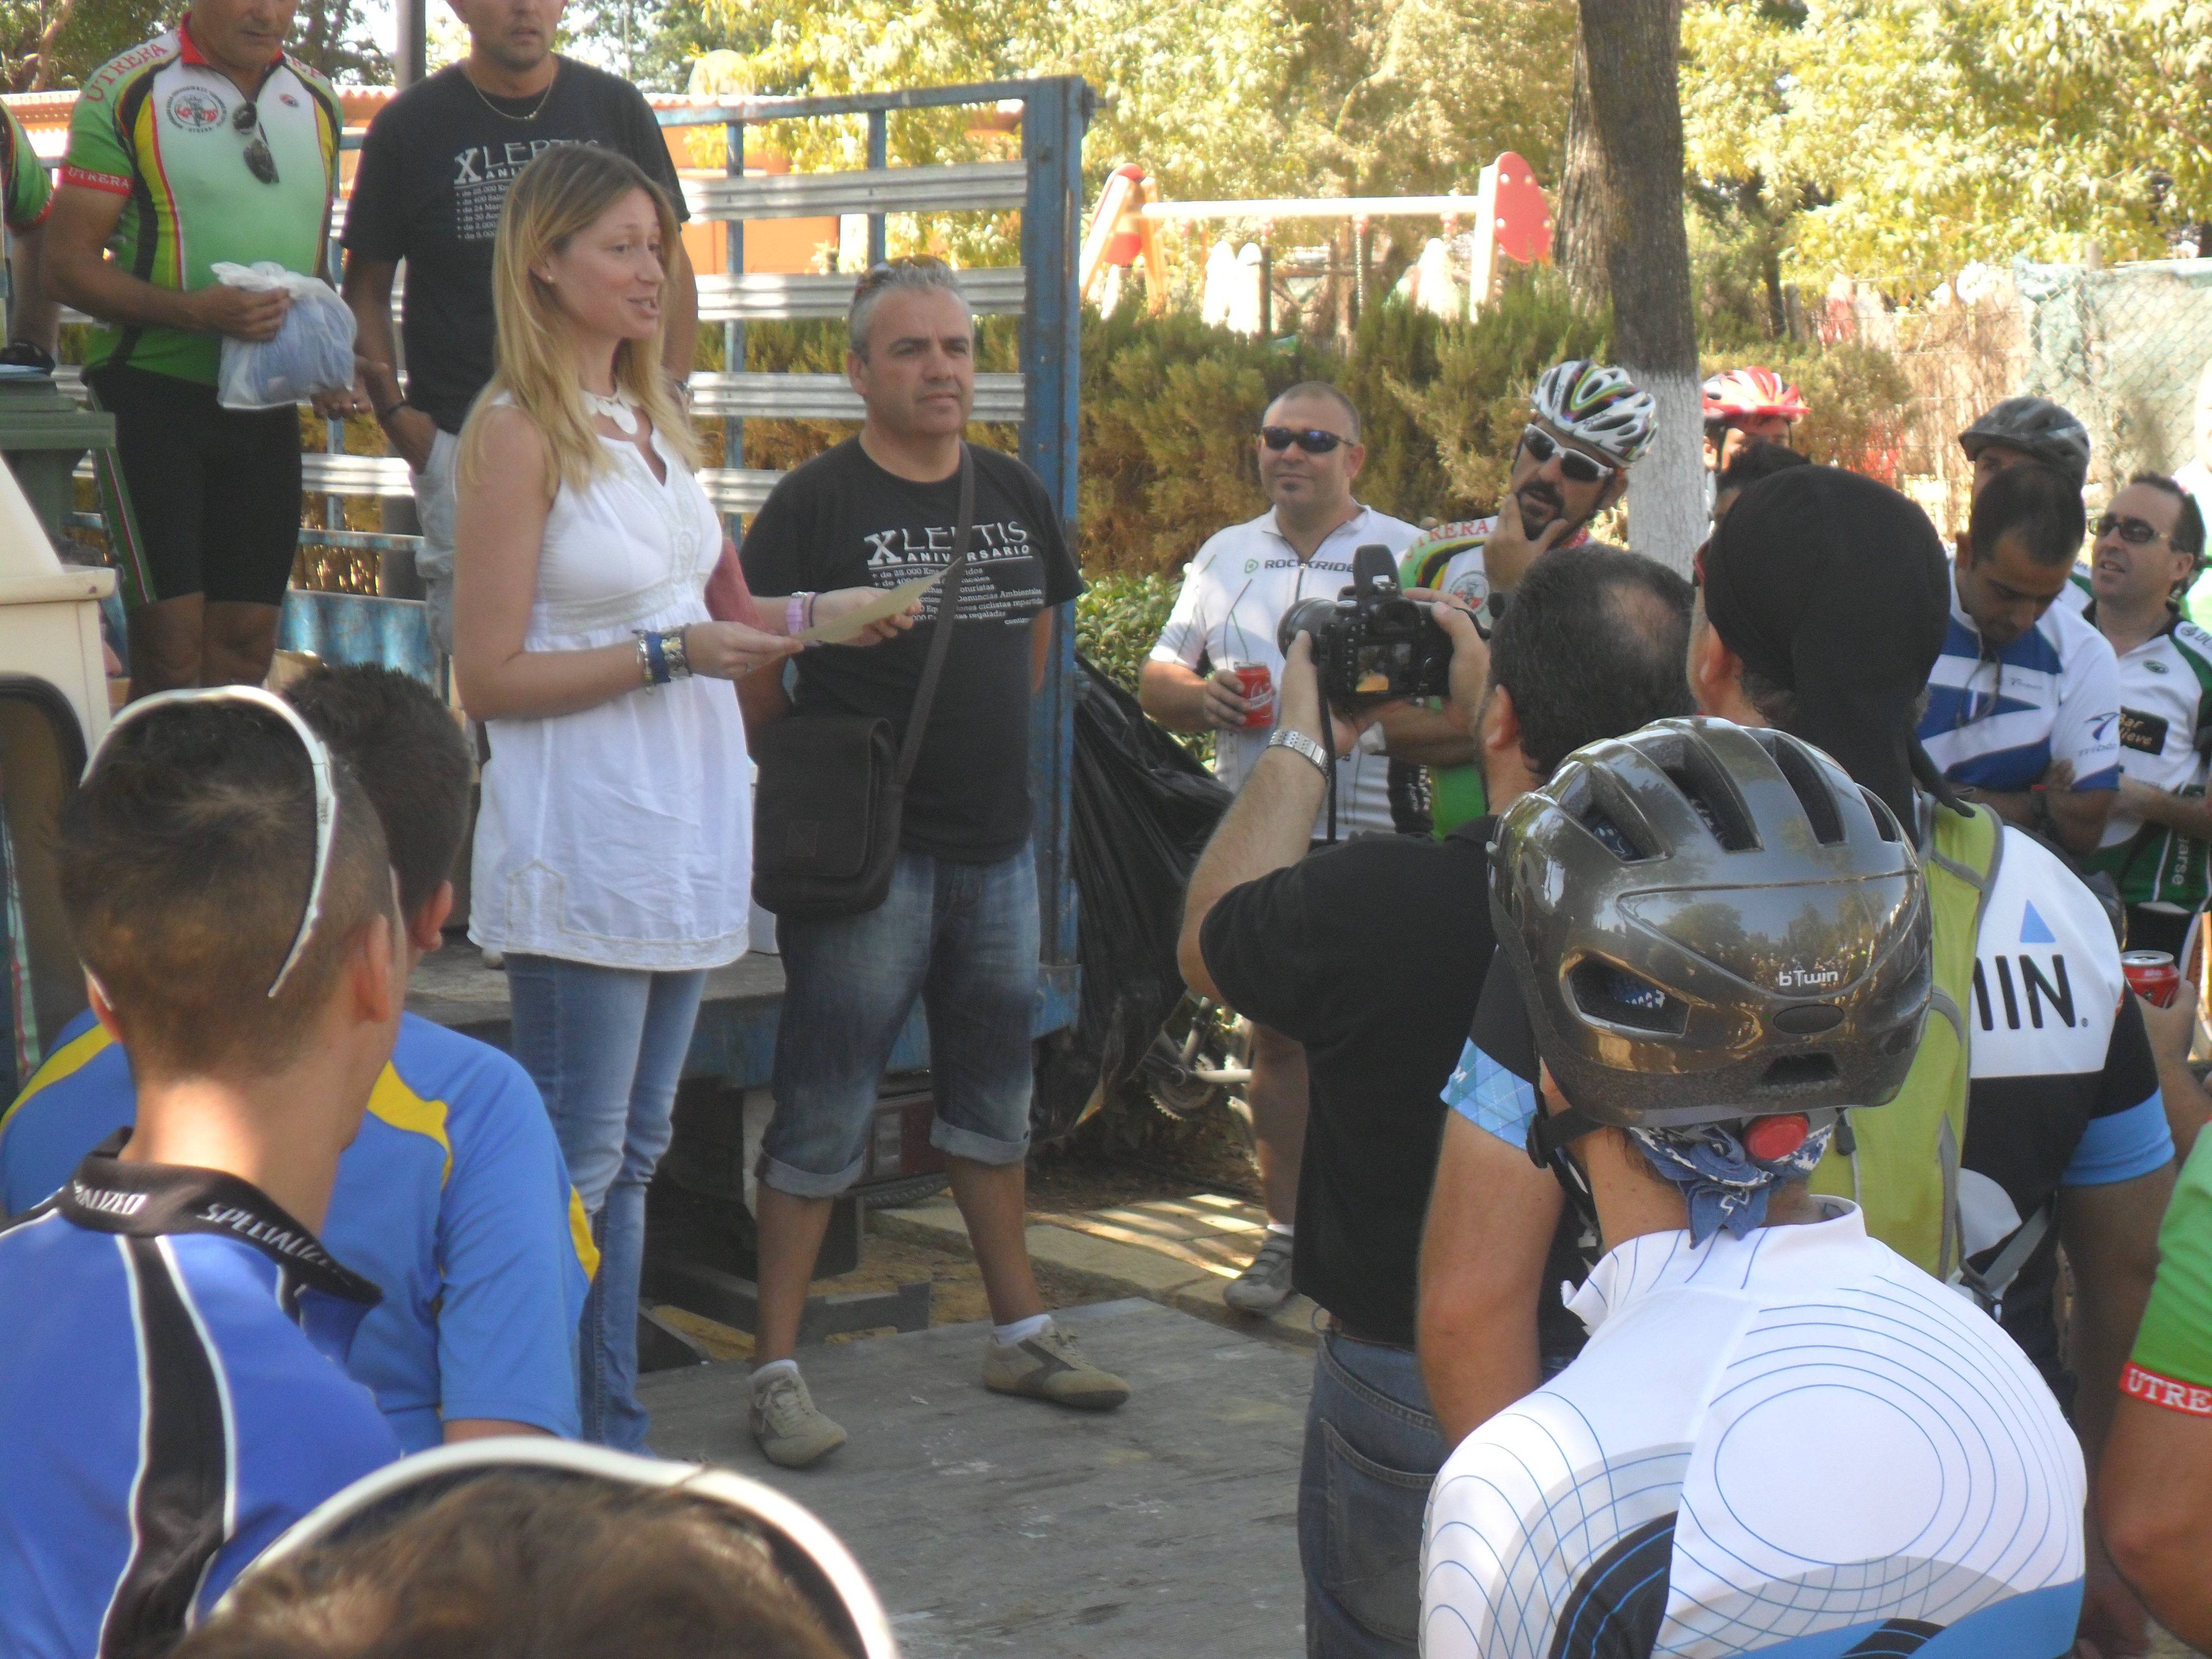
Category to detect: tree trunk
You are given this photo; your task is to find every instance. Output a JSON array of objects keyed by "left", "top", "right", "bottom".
[
  {"left": 1556, "top": 23, "right": 1610, "bottom": 310},
  {"left": 1578, "top": 0, "right": 1703, "bottom": 575}
]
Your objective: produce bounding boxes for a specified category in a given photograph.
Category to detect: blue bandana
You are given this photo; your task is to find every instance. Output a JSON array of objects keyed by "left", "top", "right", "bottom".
[{"left": 1626, "top": 1120, "right": 1836, "bottom": 1244}]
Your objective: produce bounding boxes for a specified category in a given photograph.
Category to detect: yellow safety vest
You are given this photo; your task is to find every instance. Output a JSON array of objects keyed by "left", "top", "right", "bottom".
[{"left": 1810, "top": 800, "right": 2002, "bottom": 1276}]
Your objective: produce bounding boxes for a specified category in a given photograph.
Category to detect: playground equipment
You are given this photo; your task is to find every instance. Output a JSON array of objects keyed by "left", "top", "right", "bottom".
[{"left": 1081, "top": 150, "right": 1555, "bottom": 328}]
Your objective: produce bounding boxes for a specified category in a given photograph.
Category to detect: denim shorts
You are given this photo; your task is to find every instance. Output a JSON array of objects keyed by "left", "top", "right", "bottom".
[{"left": 760, "top": 844, "right": 1038, "bottom": 1197}]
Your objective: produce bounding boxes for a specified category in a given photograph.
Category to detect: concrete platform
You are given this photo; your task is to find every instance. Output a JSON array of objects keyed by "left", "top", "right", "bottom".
[
  {"left": 638, "top": 1298, "right": 1311, "bottom": 1658},
  {"left": 875, "top": 1195, "right": 1322, "bottom": 1351}
]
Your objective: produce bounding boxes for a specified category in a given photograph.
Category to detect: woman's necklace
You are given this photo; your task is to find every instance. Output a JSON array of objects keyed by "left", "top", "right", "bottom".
[
  {"left": 467, "top": 60, "right": 557, "bottom": 122},
  {"left": 584, "top": 386, "right": 641, "bottom": 435}
]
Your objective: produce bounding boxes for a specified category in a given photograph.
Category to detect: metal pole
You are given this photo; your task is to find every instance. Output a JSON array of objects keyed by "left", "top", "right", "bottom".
[
  {"left": 724, "top": 120, "right": 744, "bottom": 542},
  {"left": 1259, "top": 235, "right": 1272, "bottom": 339},
  {"left": 394, "top": 0, "right": 426, "bottom": 87},
  {"left": 1020, "top": 77, "right": 1090, "bottom": 976},
  {"left": 866, "top": 112, "right": 888, "bottom": 266}
]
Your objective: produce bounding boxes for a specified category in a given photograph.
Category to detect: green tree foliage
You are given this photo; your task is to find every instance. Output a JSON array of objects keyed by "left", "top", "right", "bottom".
[
  {"left": 1394, "top": 271, "right": 1612, "bottom": 507},
  {"left": 3, "top": 0, "right": 387, "bottom": 88},
  {"left": 646, "top": 0, "right": 1576, "bottom": 207},
  {"left": 1683, "top": 0, "right": 2212, "bottom": 292}
]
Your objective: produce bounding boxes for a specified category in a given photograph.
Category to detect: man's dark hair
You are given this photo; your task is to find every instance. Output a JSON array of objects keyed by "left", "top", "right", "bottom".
[
  {"left": 1487, "top": 548, "right": 1697, "bottom": 777},
  {"left": 2128, "top": 471, "right": 2207, "bottom": 560},
  {"left": 171, "top": 1473, "right": 848, "bottom": 1659},
  {"left": 1968, "top": 458, "right": 2086, "bottom": 567},
  {"left": 1267, "top": 380, "right": 1360, "bottom": 441},
  {"left": 1717, "top": 441, "right": 1811, "bottom": 496},
  {"left": 57, "top": 702, "right": 393, "bottom": 1077},
  {"left": 286, "top": 665, "right": 471, "bottom": 922}
]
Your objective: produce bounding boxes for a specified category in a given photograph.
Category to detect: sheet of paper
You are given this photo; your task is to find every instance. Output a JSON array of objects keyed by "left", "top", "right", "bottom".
[{"left": 793, "top": 570, "right": 943, "bottom": 643}]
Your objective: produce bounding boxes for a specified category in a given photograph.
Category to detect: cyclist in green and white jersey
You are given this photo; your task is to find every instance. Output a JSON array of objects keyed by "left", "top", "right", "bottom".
[
  {"left": 0, "top": 105, "right": 57, "bottom": 363},
  {"left": 1394, "top": 360, "right": 1653, "bottom": 836},
  {"left": 2062, "top": 473, "right": 2212, "bottom": 957},
  {"left": 2100, "top": 1128, "right": 2212, "bottom": 1646},
  {"left": 43, "top": 0, "right": 356, "bottom": 696}
]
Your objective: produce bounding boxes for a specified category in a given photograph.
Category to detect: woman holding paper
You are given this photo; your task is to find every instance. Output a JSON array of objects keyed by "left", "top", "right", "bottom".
[{"left": 450, "top": 145, "right": 910, "bottom": 1449}]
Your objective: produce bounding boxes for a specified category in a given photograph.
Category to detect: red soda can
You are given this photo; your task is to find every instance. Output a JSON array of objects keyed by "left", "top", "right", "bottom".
[
  {"left": 2123, "top": 949, "right": 2180, "bottom": 1008},
  {"left": 1232, "top": 663, "right": 1275, "bottom": 729}
]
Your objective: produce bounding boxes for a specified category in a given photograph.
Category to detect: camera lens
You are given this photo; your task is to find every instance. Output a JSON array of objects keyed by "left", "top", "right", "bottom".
[{"left": 1277, "top": 597, "right": 1341, "bottom": 658}]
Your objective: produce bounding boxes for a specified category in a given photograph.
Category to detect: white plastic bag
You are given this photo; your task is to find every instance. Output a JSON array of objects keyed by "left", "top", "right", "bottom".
[{"left": 210, "top": 261, "right": 357, "bottom": 411}]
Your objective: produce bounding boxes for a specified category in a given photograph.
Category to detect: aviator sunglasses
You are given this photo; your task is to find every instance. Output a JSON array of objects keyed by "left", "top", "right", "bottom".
[
  {"left": 2094, "top": 512, "right": 2172, "bottom": 546},
  {"left": 1261, "top": 426, "right": 1347, "bottom": 454},
  {"left": 83, "top": 687, "right": 338, "bottom": 999},
  {"left": 232, "top": 98, "right": 279, "bottom": 184},
  {"left": 1519, "top": 424, "right": 1618, "bottom": 485}
]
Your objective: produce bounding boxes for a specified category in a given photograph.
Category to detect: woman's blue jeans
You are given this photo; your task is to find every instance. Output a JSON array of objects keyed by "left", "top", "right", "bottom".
[
  {"left": 505, "top": 954, "right": 707, "bottom": 1450},
  {"left": 1300, "top": 1328, "right": 1449, "bottom": 1658}
]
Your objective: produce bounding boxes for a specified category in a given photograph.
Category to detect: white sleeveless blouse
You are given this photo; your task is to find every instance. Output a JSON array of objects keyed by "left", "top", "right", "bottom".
[{"left": 468, "top": 422, "right": 752, "bottom": 970}]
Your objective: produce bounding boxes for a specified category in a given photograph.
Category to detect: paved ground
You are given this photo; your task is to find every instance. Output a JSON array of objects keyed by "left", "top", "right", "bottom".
[
  {"left": 876, "top": 1192, "right": 1322, "bottom": 1350},
  {"left": 639, "top": 1298, "right": 1312, "bottom": 1659}
]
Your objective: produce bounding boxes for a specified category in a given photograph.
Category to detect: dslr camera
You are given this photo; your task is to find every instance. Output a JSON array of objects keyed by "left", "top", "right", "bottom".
[{"left": 1278, "top": 544, "right": 1456, "bottom": 710}]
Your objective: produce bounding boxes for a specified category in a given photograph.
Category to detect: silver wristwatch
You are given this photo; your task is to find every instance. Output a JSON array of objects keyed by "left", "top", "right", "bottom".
[{"left": 1267, "top": 726, "right": 1330, "bottom": 775}]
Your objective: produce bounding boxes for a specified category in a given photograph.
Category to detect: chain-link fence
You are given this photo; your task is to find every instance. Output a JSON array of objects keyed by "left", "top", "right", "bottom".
[
  {"left": 1832, "top": 258, "right": 2212, "bottom": 538},
  {"left": 2015, "top": 257, "right": 2212, "bottom": 503}
]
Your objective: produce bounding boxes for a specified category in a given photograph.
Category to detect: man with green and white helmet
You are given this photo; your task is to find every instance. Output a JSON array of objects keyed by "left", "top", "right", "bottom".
[{"left": 1397, "top": 359, "right": 1656, "bottom": 836}]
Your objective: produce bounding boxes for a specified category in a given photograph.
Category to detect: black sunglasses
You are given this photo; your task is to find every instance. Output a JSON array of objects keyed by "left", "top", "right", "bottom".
[
  {"left": 232, "top": 100, "right": 278, "bottom": 184},
  {"left": 2094, "top": 512, "right": 2171, "bottom": 546},
  {"left": 1520, "top": 424, "right": 1617, "bottom": 485},
  {"left": 1261, "top": 426, "right": 1346, "bottom": 454}
]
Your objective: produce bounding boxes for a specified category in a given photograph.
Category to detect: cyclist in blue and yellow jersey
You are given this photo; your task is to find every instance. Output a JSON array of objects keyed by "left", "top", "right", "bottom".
[
  {"left": 1, "top": 666, "right": 594, "bottom": 1453},
  {"left": 42, "top": 0, "right": 360, "bottom": 696}
]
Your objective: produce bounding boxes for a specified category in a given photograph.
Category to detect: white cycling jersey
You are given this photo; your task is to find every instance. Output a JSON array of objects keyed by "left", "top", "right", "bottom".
[
  {"left": 1150, "top": 503, "right": 1421, "bottom": 837},
  {"left": 1420, "top": 1201, "right": 2085, "bottom": 1659}
]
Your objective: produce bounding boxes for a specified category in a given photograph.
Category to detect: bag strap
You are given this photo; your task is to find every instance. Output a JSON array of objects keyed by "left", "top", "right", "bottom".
[{"left": 893, "top": 443, "right": 975, "bottom": 788}]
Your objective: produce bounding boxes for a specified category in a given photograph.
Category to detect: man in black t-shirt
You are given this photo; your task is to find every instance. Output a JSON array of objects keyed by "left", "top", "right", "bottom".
[
  {"left": 1178, "top": 548, "right": 1694, "bottom": 1659},
  {"left": 735, "top": 261, "right": 1120, "bottom": 1470},
  {"left": 339, "top": 0, "right": 696, "bottom": 648}
]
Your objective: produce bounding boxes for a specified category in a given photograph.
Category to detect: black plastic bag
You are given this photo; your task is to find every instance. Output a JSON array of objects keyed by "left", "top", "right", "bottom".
[{"left": 1032, "top": 655, "right": 1230, "bottom": 1140}]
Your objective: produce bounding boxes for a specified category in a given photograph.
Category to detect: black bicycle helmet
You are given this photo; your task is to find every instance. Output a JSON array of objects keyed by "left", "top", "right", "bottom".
[
  {"left": 1958, "top": 396, "right": 2091, "bottom": 492},
  {"left": 1490, "top": 718, "right": 1930, "bottom": 1139}
]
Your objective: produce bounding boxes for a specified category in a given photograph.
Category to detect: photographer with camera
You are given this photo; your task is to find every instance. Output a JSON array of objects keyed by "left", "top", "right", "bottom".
[
  {"left": 1141, "top": 384, "right": 1427, "bottom": 1310},
  {"left": 1425, "top": 466, "right": 2174, "bottom": 1659},
  {"left": 1175, "top": 546, "right": 1694, "bottom": 1659}
]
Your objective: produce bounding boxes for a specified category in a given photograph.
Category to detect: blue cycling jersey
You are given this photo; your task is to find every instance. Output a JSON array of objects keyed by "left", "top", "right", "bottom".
[
  {"left": 0, "top": 1150, "right": 400, "bottom": 1657},
  {"left": 1, "top": 1011, "right": 594, "bottom": 1448}
]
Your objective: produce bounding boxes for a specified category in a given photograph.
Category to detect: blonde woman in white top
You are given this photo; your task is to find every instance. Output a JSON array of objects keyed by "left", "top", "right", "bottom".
[{"left": 451, "top": 145, "right": 907, "bottom": 1449}]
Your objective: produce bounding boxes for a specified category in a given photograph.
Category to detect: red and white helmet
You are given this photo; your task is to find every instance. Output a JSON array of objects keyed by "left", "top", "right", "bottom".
[{"left": 1701, "top": 367, "right": 1809, "bottom": 423}]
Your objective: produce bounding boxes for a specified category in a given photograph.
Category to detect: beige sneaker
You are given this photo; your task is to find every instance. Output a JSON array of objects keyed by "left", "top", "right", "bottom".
[
  {"left": 983, "top": 1318, "right": 1130, "bottom": 1411},
  {"left": 1223, "top": 1229, "right": 1295, "bottom": 1313},
  {"left": 749, "top": 1367, "right": 847, "bottom": 1467}
]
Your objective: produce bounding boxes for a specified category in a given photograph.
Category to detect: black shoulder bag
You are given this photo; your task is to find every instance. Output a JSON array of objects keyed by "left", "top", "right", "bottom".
[{"left": 751, "top": 444, "right": 974, "bottom": 921}]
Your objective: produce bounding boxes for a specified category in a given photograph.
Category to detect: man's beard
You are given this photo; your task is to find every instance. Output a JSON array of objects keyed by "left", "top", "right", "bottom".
[{"left": 1516, "top": 480, "right": 1567, "bottom": 536}]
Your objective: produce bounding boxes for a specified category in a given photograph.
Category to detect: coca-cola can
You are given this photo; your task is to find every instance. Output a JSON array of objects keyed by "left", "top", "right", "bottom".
[
  {"left": 2123, "top": 949, "right": 2181, "bottom": 1008},
  {"left": 1232, "top": 663, "right": 1275, "bottom": 729}
]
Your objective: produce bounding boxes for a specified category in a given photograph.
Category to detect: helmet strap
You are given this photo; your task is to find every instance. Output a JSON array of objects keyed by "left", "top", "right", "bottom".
[{"left": 1525, "top": 1098, "right": 1612, "bottom": 1168}]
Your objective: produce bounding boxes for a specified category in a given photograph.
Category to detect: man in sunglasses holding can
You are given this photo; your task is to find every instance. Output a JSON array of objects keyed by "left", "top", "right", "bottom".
[
  {"left": 44, "top": 0, "right": 351, "bottom": 697},
  {"left": 1142, "top": 381, "right": 1426, "bottom": 1312}
]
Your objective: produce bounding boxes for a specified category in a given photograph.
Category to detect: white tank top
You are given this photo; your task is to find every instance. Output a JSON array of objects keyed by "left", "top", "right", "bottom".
[{"left": 468, "top": 419, "right": 752, "bottom": 970}]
